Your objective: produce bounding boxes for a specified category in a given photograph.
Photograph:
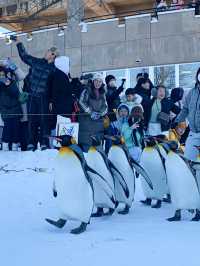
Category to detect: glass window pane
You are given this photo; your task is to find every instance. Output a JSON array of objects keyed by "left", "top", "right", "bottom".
[
  {"left": 179, "top": 63, "right": 200, "bottom": 92},
  {"left": 129, "top": 67, "right": 149, "bottom": 88},
  {"left": 106, "top": 69, "right": 126, "bottom": 88},
  {"left": 154, "top": 65, "right": 175, "bottom": 90}
]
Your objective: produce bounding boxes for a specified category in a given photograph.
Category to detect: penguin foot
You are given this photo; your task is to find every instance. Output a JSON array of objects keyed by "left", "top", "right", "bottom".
[
  {"left": 163, "top": 194, "right": 171, "bottom": 203},
  {"left": 118, "top": 205, "right": 129, "bottom": 215},
  {"left": 167, "top": 210, "right": 181, "bottom": 222},
  {"left": 45, "top": 218, "right": 66, "bottom": 228},
  {"left": 167, "top": 216, "right": 181, "bottom": 222},
  {"left": 91, "top": 208, "right": 104, "bottom": 218},
  {"left": 140, "top": 198, "right": 152, "bottom": 206},
  {"left": 191, "top": 210, "right": 200, "bottom": 222},
  {"left": 104, "top": 208, "right": 115, "bottom": 216},
  {"left": 70, "top": 222, "right": 87, "bottom": 235},
  {"left": 151, "top": 200, "right": 162, "bottom": 209}
]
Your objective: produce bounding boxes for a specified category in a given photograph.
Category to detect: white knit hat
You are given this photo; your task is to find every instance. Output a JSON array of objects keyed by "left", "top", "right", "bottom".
[
  {"left": 55, "top": 56, "right": 70, "bottom": 75},
  {"left": 92, "top": 72, "right": 104, "bottom": 81}
]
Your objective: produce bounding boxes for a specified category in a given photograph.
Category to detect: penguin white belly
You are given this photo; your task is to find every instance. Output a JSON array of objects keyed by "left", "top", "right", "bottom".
[
  {"left": 108, "top": 146, "right": 135, "bottom": 207},
  {"left": 140, "top": 148, "right": 167, "bottom": 200},
  {"left": 158, "top": 145, "right": 170, "bottom": 194},
  {"left": 166, "top": 152, "right": 200, "bottom": 210},
  {"left": 85, "top": 149, "right": 115, "bottom": 209},
  {"left": 54, "top": 153, "right": 93, "bottom": 223}
]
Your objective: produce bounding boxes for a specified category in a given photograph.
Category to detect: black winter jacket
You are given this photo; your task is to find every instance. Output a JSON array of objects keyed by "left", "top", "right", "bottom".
[
  {"left": 47, "top": 68, "right": 73, "bottom": 116},
  {"left": 144, "top": 97, "right": 181, "bottom": 131},
  {"left": 17, "top": 42, "right": 55, "bottom": 95},
  {"left": 106, "top": 85, "right": 123, "bottom": 121},
  {"left": 0, "top": 81, "right": 22, "bottom": 120},
  {"left": 134, "top": 86, "right": 151, "bottom": 99}
]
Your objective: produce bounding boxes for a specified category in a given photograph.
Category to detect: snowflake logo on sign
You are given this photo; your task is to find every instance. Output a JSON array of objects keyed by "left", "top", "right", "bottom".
[{"left": 60, "top": 125, "right": 74, "bottom": 136}]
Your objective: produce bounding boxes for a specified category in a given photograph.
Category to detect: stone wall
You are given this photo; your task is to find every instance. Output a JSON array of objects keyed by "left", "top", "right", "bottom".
[{"left": 1, "top": 9, "right": 200, "bottom": 76}]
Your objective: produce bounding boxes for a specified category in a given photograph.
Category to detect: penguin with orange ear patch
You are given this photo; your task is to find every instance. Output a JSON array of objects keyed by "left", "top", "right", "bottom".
[
  {"left": 108, "top": 136, "right": 152, "bottom": 215},
  {"left": 165, "top": 142, "right": 200, "bottom": 222},
  {"left": 46, "top": 135, "right": 96, "bottom": 234}
]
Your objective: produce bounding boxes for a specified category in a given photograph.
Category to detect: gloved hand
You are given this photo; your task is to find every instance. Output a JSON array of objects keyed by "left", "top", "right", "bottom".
[
  {"left": 91, "top": 112, "right": 101, "bottom": 120},
  {"left": 118, "top": 85, "right": 124, "bottom": 93},
  {"left": 118, "top": 79, "right": 126, "bottom": 93},
  {"left": 53, "top": 189, "right": 57, "bottom": 198},
  {"left": 4, "top": 58, "right": 17, "bottom": 71}
]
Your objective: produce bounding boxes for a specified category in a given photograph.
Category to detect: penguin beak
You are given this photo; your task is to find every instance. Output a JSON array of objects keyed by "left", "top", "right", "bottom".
[{"left": 120, "top": 137, "right": 125, "bottom": 145}]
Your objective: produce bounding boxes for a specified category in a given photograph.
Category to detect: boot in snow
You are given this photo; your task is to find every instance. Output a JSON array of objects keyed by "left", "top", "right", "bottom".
[
  {"left": 141, "top": 198, "right": 152, "bottom": 206},
  {"left": 191, "top": 209, "right": 200, "bottom": 221},
  {"left": 91, "top": 207, "right": 104, "bottom": 217},
  {"left": 2, "top": 142, "right": 9, "bottom": 151},
  {"left": 71, "top": 222, "right": 87, "bottom": 234},
  {"left": 152, "top": 200, "right": 162, "bottom": 209},
  {"left": 45, "top": 218, "right": 66, "bottom": 228},
  {"left": 118, "top": 205, "right": 130, "bottom": 215},
  {"left": 167, "top": 210, "right": 181, "bottom": 222}
]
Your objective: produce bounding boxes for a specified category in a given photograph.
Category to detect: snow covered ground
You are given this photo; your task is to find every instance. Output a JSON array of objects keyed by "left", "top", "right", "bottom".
[{"left": 1, "top": 150, "right": 200, "bottom": 266}]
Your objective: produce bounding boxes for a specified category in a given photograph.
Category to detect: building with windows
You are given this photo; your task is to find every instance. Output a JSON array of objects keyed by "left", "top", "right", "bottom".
[{"left": 0, "top": 0, "right": 200, "bottom": 91}]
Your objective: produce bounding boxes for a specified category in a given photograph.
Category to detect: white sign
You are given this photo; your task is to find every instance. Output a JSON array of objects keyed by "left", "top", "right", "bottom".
[{"left": 53, "top": 115, "right": 79, "bottom": 147}]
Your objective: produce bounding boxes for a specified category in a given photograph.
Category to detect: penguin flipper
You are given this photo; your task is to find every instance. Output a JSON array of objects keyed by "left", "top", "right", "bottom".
[
  {"left": 86, "top": 165, "right": 113, "bottom": 191},
  {"left": 130, "top": 158, "right": 153, "bottom": 190},
  {"left": 179, "top": 154, "right": 196, "bottom": 176},
  {"left": 191, "top": 161, "right": 200, "bottom": 171},
  {"left": 155, "top": 145, "right": 167, "bottom": 173},
  {"left": 86, "top": 165, "right": 115, "bottom": 204},
  {"left": 179, "top": 155, "right": 200, "bottom": 192},
  {"left": 108, "top": 160, "right": 129, "bottom": 198}
]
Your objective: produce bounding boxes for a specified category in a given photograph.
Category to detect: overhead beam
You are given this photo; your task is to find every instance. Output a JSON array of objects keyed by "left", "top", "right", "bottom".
[
  {"left": 0, "top": 0, "right": 156, "bottom": 31},
  {"left": 85, "top": 0, "right": 115, "bottom": 16}
]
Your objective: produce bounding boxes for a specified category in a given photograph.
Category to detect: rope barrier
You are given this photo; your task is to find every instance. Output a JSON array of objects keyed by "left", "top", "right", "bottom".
[{"left": 0, "top": 111, "right": 116, "bottom": 116}]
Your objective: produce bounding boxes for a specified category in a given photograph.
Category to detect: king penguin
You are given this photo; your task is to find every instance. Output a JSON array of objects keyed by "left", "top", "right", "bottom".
[
  {"left": 108, "top": 136, "right": 152, "bottom": 214},
  {"left": 165, "top": 142, "right": 200, "bottom": 222},
  {"left": 84, "top": 137, "right": 116, "bottom": 217},
  {"left": 140, "top": 137, "right": 169, "bottom": 209},
  {"left": 45, "top": 135, "right": 94, "bottom": 234}
]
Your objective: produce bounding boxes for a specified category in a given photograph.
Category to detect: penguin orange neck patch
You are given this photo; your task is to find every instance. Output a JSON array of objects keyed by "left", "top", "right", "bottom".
[
  {"left": 89, "top": 147, "right": 97, "bottom": 152},
  {"left": 144, "top": 147, "right": 153, "bottom": 152},
  {"left": 59, "top": 147, "right": 74, "bottom": 156}
]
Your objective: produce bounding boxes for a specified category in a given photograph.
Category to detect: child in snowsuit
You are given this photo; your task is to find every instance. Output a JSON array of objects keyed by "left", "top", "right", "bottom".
[
  {"left": 110, "top": 104, "right": 130, "bottom": 136},
  {"left": 122, "top": 105, "right": 145, "bottom": 163},
  {"left": 122, "top": 88, "right": 143, "bottom": 113},
  {"left": 104, "top": 104, "right": 129, "bottom": 154},
  {"left": 168, "top": 122, "right": 187, "bottom": 153}
]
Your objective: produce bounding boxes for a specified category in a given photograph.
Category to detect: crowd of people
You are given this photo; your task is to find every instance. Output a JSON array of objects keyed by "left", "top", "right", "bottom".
[
  {"left": 154, "top": 0, "right": 200, "bottom": 12},
  {"left": 0, "top": 36, "right": 200, "bottom": 162}
]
